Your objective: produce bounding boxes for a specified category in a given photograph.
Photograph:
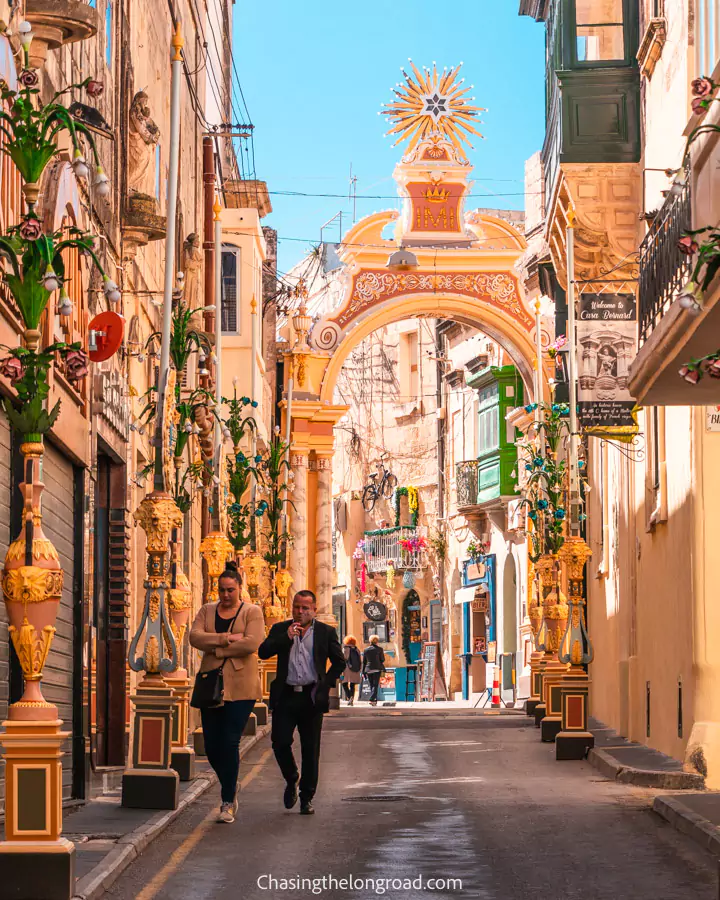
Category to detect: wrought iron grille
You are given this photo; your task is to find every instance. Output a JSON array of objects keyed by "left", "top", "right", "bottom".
[
  {"left": 456, "top": 461, "right": 480, "bottom": 508},
  {"left": 363, "top": 526, "right": 427, "bottom": 573},
  {"left": 638, "top": 160, "right": 692, "bottom": 342}
]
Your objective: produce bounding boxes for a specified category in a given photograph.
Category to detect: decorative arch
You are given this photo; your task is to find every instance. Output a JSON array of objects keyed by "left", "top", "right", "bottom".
[{"left": 318, "top": 290, "right": 540, "bottom": 404}]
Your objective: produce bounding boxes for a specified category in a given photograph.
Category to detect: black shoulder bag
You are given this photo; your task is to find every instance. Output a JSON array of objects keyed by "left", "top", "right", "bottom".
[{"left": 190, "top": 605, "right": 243, "bottom": 709}]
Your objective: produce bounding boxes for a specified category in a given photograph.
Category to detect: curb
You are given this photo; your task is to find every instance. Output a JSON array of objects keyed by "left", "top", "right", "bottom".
[
  {"left": 653, "top": 795, "right": 720, "bottom": 856},
  {"left": 588, "top": 748, "right": 705, "bottom": 790},
  {"left": 72, "top": 724, "right": 271, "bottom": 900}
]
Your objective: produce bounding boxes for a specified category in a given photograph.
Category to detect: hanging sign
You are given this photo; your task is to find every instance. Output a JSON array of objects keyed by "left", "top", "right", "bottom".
[
  {"left": 363, "top": 599, "right": 387, "bottom": 622},
  {"left": 706, "top": 407, "right": 720, "bottom": 432},
  {"left": 88, "top": 311, "right": 125, "bottom": 362},
  {"left": 576, "top": 293, "right": 638, "bottom": 437}
]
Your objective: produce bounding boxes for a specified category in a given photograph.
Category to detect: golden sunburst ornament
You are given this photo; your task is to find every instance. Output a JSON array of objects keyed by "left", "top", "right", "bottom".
[{"left": 381, "top": 61, "right": 485, "bottom": 154}]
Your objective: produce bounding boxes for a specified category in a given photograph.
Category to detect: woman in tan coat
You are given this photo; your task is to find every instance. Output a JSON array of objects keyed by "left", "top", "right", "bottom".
[{"left": 189, "top": 561, "right": 264, "bottom": 823}]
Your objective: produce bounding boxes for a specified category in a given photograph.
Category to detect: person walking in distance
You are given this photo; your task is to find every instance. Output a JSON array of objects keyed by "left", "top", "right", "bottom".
[
  {"left": 189, "top": 562, "right": 264, "bottom": 823},
  {"left": 258, "top": 590, "right": 345, "bottom": 814},
  {"left": 341, "top": 635, "right": 362, "bottom": 705},
  {"left": 363, "top": 634, "right": 385, "bottom": 706}
]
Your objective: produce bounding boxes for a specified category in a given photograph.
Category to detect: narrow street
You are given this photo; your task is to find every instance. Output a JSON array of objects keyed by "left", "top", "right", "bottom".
[{"left": 106, "top": 712, "right": 715, "bottom": 900}]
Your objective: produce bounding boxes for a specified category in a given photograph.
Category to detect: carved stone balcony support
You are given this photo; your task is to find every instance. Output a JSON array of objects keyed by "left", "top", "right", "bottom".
[
  {"left": 122, "top": 194, "right": 167, "bottom": 261},
  {"left": 25, "top": 0, "right": 99, "bottom": 69}
]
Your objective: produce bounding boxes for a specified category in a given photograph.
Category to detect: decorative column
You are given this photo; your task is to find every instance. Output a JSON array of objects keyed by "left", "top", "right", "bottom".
[
  {"left": 166, "top": 534, "right": 195, "bottom": 781},
  {"left": 525, "top": 554, "right": 544, "bottom": 717},
  {"left": 537, "top": 555, "right": 570, "bottom": 742},
  {"left": 314, "top": 453, "right": 334, "bottom": 622},
  {"left": 556, "top": 536, "right": 594, "bottom": 760},
  {"left": 123, "top": 490, "right": 183, "bottom": 809},
  {"left": 0, "top": 442, "right": 74, "bottom": 894},
  {"left": 288, "top": 449, "right": 308, "bottom": 592},
  {"left": 315, "top": 452, "right": 338, "bottom": 709},
  {"left": 532, "top": 554, "right": 553, "bottom": 726}
]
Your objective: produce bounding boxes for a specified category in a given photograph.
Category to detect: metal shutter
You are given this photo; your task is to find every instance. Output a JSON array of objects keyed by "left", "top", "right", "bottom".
[{"left": 41, "top": 441, "right": 78, "bottom": 800}]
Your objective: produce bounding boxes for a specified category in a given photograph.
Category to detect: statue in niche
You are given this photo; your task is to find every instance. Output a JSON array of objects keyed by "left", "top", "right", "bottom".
[
  {"left": 182, "top": 233, "right": 203, "bottom": 313},
  {"left": 597, "top": 345, "right": 617, "bottom": 377},
  {"left": 128, "top": 90, "right": 160, "bottom": 197}
]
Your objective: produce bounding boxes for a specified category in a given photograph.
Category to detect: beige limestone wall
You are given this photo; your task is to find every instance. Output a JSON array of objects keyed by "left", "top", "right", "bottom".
[{"left": 588, "top": 406, "right": 696, "bottom": 763}]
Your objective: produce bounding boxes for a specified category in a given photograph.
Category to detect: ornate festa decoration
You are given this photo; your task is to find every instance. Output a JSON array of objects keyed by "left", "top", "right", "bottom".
[
  {"left": 381, "top": 61, "right": 485, "bottom": 153},
  {"left": 329, "top": 270, "right": 530, "bottom": 334},
  {"left": 199, "top": 531, "right": 233, "bottom": 604},
  {"left": 556, "top": 535, "right": 595, "bottom": 758},
  {"left": 558, "top": 537, "right": 593, "bottom": 667},
  {"left": 241, "top": 551, "right": 266, "bottom": 599},
  {"left": 128, "top": 490, "right": 183, "bottom": 675}
]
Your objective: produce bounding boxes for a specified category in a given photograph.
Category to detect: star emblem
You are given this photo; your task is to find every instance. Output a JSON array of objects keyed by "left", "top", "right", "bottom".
[{"left": 424, "top": 93, "right": 448, "bottom": 120}]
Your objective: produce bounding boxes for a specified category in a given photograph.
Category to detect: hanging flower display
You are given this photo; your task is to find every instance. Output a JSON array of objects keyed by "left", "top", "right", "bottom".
[
  {"left": 386, "top": 562, "right": 395, "bottom": 589},
  {"left": 399, "top": 535, "right": 428, "bottom": 554},
  {"left": 352, "top": 540, "right": 365, "bottom": 560},
  {"left": 393, "top": 484, "right": 419, "bottom": 527},
  {"left": 360, "top": 560, "right": 367, "bottom": 593},
  {"left": 546, "top": 334, "right": 567, "bottom": 359}
]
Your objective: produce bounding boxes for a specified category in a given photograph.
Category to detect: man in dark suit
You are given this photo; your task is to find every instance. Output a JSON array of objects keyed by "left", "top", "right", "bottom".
[{"left": 258, "top": 589, "right": 345, "bottom": 815}]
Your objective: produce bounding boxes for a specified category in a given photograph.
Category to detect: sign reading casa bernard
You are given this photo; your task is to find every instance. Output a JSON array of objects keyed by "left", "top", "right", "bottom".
[
  {"left": 706, "top": 406, "right": 720, "bottom": 432},
  {"left": 577, "top": 293, "right": 638, "bottom": 436}
]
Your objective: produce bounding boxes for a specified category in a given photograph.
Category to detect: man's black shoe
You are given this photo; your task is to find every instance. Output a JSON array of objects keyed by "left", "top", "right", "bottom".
[
  {"left": 300, "top": 800, "right": 315, "bottom": 815},
  {"left": 284, "top": 781, "right": 298, "bottom": 809}
]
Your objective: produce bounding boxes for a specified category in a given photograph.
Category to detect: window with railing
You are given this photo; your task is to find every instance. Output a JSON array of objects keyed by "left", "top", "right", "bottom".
[
  {"left": 638, "top": 160, "right": 692, "bottom": 342},
  {"left": 456, "top": 460, "right": 479, "bottom": 508}
]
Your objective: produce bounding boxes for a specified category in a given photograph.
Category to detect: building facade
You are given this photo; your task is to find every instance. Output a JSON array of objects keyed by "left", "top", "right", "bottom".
[
  {"left": 0, "top": 0, "right": 274, "bottom": 811},
  {"left": 521, "top": 0, "right": 720, "bottom": 784}
]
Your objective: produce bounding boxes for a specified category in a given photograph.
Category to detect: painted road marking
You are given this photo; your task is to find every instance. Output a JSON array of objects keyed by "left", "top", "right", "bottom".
[{"left": 134, "top": 747, "right": 273, "bottom": 900}]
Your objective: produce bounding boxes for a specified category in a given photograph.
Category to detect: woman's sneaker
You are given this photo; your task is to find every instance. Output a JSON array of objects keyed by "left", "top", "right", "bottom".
[{"left": 217, "top": 802, "right": 235, "bottom": 824}]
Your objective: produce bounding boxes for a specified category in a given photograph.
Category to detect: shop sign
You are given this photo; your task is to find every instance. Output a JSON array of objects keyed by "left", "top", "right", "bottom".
[
  {"left": 94, "top": 369, "right": 129, "bottom": 440},
  {"left": 466, "top": 560, "right": 486, "bottom": 581},
  {"left": 706, "top": 406, "right": 720, "bottom": 432},
  {"left": 363, "top": 599, "right": 387, "bottom": 622}
]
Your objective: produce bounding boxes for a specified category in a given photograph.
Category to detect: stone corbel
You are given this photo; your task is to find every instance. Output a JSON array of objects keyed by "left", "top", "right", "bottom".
[
  {"left": 25, "top": 0, "right": 100, "bottom": 69},
  {"left": 122, "top": 194, "right": 167, "bottom": 261}
]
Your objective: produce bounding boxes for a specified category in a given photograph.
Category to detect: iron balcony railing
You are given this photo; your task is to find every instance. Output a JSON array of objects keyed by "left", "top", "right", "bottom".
[
  {"left": 363, "top": 526, "right": 428, "bottom": 572},
  {"left": 456, "top": 461, "right": 480, "bottom": 508},
  {"left": 639, "top": 160, "right": 692, "bottom": 343}
]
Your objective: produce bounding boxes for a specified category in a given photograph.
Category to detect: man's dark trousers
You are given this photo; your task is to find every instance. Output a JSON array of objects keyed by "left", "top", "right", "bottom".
[{"left": 271, "top": 685, "right": 324, "bottom": 802}]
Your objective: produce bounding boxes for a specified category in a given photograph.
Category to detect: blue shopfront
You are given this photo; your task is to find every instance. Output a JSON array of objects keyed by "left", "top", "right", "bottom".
[{"left": 456, "top": 555, "right": 496, "bottom": 701}]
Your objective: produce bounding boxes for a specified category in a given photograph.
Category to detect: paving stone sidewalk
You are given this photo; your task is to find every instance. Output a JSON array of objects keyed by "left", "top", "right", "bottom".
[{"left": 66, "top": 725, "right": 270, "bottom": 900}]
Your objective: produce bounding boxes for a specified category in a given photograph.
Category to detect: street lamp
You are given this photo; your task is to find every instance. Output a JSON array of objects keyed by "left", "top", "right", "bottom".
[{"left": 386, "top": 248, "right": 418, "bottom": 271}]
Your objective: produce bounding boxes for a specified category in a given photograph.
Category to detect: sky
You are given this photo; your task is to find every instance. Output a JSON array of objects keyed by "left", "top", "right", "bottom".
[{"left": 232, "top": 2, "right": 546, "bottom": 274}]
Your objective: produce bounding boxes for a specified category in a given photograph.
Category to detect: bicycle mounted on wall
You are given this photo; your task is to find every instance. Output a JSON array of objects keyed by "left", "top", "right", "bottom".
[{"left": 361, "top": 458, "right": 398, "bottom": 512}]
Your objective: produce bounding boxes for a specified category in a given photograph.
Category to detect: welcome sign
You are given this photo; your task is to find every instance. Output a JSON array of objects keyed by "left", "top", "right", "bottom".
[{"left": 576, "top": 293, "right": 638, "bottom": 437}]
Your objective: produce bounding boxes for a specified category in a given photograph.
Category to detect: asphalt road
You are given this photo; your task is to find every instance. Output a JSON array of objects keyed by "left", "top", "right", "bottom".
[{"left": 106, "top": 711, "right": 717, "bottom": 900}]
